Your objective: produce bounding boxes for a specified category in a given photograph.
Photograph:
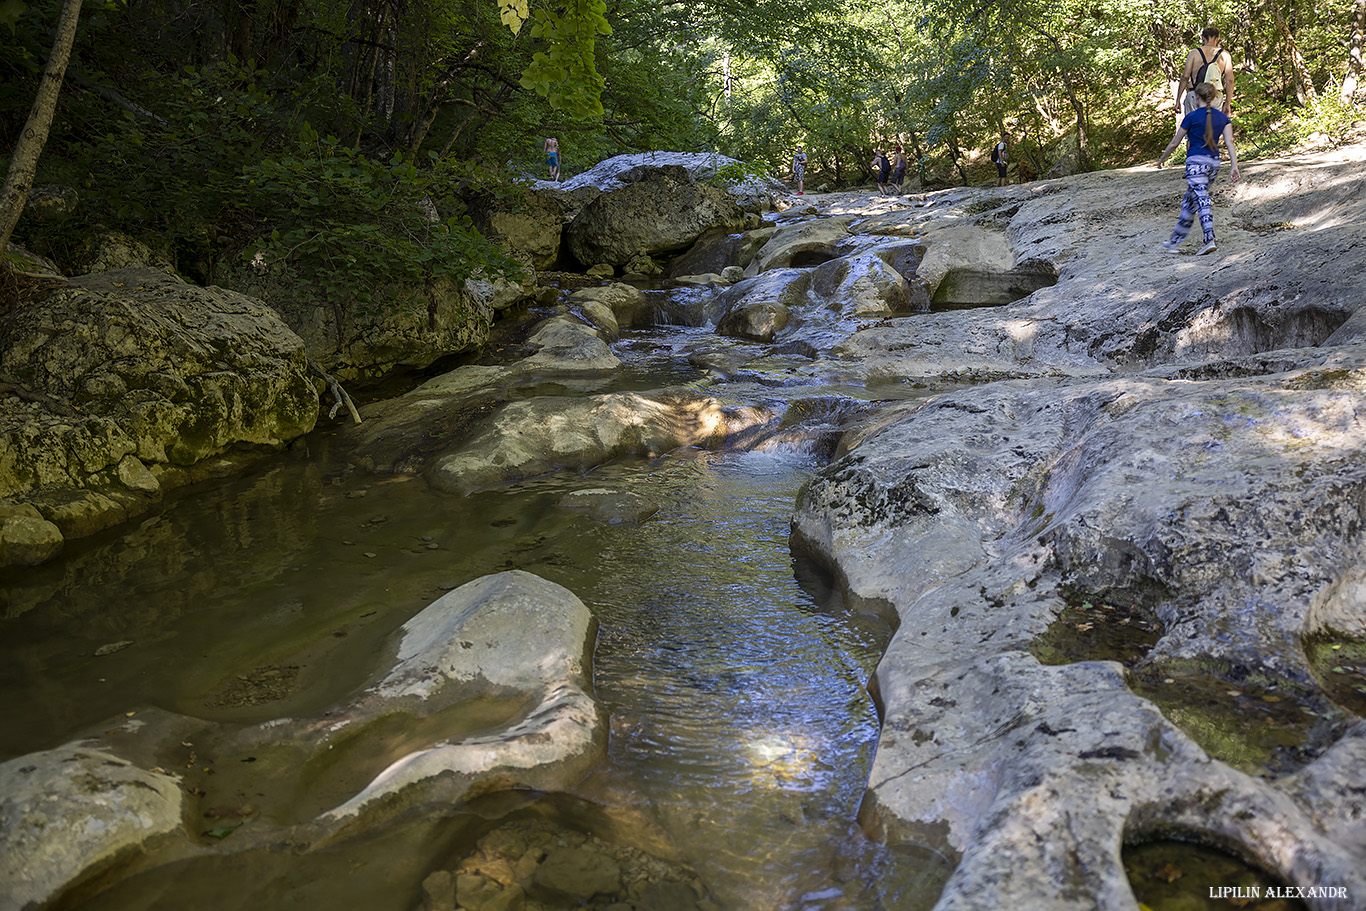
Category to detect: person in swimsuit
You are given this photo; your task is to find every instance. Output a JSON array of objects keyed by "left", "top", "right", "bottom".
[
  {"left": 891, "top": 146, "right": 907, "bottom": 193},
  {"left": 544, "top": 137, "right": 560, "bottom": 181}
]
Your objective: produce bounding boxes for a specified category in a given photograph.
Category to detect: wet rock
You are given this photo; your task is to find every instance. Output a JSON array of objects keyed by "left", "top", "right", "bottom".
[
  {"left": 0, "top": 505, "right": 63, "bottom": 566},
  {"left": 637, "top": 881, "right": 702, "bottom": 911},
  {"left": 717, "top": 299, "right": 790, "bottom": 343},
  {"left": 559, "top": 487, "right": 659, "bottom": 524},
  {"left": 0, "top": 745, "right": 185, "bottom": 910},
  {"left": 809, "top": 254, "right": 912, "bottom": 316},
  {"left": 568, "top": 282, "right": 650, "bottom": 330},
  {"left": 312, "top": 571, "right": 605, "bottom": 829},
  {"left": 425, "top": 391, "right": 772, "bottom": 493},
  {"left": 422, "top": 869, "right": 456, "bottom": 911},
  {"left": 531, "top": 846, "right": 621, "bottom": 901},
  {"left": 574, "top": 300, "right": 620, "bottom": 342},
  {"left": 714, "top": 269, "right": 811, "bottom": 343},
  {"left": 523, "top": 314, "right": 619, "bottom": 375},
  {"left": 748, "top": 219, "right": 851, "bottom": 273}
]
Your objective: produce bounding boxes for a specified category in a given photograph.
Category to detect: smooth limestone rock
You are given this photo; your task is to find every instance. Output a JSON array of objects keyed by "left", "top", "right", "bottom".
[
  {"left": 0, "top": 745, "right": 185, "bottom": 911},
  {"left": 793, "top": 349, "right": 1366, "bottom": 908},
  {"left": 425, "top": 391, "right": 774, "bottom": 494},
  {"left": 0, "top": 570, "right": 608, "bottom": 908},
  {"left": 314, "top": 571, "right": 605, "bottom": 831}
]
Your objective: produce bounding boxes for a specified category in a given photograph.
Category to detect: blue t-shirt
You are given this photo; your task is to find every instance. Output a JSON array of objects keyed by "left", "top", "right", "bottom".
[{"left": 1181, "top": 107, "right": 1231, "bottom": 159}]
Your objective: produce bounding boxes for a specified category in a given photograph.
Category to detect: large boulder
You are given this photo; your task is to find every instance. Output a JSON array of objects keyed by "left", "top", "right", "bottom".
[
  {"left": 565, "top": 166, "right": 745, "bottom": 268},
  {"left": 485, "top": 189, "right": 567, "bottom": 270},
  {"left": 225, "top": 263, "right": 495, "bottom": 381},
  {"left": 809, "top": 254, "right": 914, "bottom": 316},
  {"left": 747, "top": 218, "right": 852, "bottom": 273},
  {"left": 0, "top": 268, "right": 319, "bottom": 562}
]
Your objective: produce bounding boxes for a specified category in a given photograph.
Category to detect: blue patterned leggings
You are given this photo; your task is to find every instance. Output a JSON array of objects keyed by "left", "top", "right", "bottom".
[{"left": 1170, "top": 158, "right": 1220, "bottom": 245}]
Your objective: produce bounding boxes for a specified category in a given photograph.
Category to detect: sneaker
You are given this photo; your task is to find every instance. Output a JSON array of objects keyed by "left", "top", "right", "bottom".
[
  {"left": 1197, "top": 240, "right": 1217, "bottom": 255},
  {"left": 796, "top": 191, "right": 803, "bottom": 195},
  {"left": 1161, "top": 240, "right": 1180, "bottom": 253}
]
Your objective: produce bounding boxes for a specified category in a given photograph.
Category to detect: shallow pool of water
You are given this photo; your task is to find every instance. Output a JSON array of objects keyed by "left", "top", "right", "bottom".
[{"left": 1, "top": 434, "right": 950, "bottom": 910}]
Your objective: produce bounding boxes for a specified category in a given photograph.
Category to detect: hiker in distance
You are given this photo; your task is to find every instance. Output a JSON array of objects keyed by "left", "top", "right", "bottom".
[
  {"left": 793, "top": 146, "right": 807, "bottom": 195},
  {"left": 544, "top": 137, "right": 560, "bottom": 181},
  {"left": 871, "top": 149, "right": 890, "bottom": 195},
  {"left": 1178, "top": 26, "right": 1234, "bottom": 116},
  {"left": 991, "top": 138, "right": 1008, "bottom": 186},
  {"left": 1157, "top": 81, "right": 1240, "bottom": 255},
  {"left": 890, "top": 146, "right": 907, "bottom": 193}
]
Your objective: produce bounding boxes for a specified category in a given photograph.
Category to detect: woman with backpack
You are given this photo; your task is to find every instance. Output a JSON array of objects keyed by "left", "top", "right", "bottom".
[{"left": 1156, "top": 81, "right": 1240, "bottom": 256}]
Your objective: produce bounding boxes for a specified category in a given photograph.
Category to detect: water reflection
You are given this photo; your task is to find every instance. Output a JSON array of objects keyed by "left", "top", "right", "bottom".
[{"left": 0, "top": 278, "right": 951, "bottom": 908}]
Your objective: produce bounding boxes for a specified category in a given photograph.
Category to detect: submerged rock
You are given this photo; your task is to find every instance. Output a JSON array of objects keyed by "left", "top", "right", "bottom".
[{"left": 0, "top": 745, "right": 185, "bottom": 909}]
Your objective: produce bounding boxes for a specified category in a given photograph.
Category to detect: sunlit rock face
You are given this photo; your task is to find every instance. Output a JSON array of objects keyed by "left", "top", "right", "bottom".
[
  {"left": 793, "top": 349, "right": 1366, "bottom": 908},
  {"left": 0, "top": 267, "right": 319, "bottom": 566},
  {"left": 425, "top": 391, "right": 774, "bottom": 494}
]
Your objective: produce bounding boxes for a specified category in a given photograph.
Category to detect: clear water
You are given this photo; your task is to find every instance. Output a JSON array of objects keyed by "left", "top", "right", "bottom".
[{"left": 0, "top": 341, "right": 950, "bottom": 910}]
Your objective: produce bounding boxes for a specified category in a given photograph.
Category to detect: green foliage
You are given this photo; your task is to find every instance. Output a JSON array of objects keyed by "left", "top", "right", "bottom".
[
  {"left": 241, "top": 131, "right": 524, "bottom": 310},
  {"left": 516, "top": 0, "right": 610, "bottom": 118}
]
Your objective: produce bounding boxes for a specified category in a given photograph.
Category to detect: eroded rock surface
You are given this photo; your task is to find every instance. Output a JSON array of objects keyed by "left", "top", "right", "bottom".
[
  {"left": 0, "top": 268, "right": 319, "bottom": 565},
  {"left": 793, "top": 348, "right": 1366, "bottom": 908}
]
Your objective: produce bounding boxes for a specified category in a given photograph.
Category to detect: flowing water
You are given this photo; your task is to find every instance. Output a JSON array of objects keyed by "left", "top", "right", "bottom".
[{"left": 0, "top": 287, "right": 953, "bottom": 910}]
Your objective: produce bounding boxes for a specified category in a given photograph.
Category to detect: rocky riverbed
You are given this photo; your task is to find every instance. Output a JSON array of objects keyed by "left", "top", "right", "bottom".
[{"left": 3, "top": 142, "right": 1366, "bottom": 910}]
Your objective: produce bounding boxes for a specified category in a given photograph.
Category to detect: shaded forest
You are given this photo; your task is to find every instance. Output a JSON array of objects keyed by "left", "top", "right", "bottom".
[{"left": 2, "top": 0, "right": 1363, "bottom": 291}]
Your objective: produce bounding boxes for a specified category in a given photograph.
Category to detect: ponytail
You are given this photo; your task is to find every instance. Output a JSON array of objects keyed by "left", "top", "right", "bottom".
[{"left": 1194, "top": 81, "right": 1218, "bottom": 152}]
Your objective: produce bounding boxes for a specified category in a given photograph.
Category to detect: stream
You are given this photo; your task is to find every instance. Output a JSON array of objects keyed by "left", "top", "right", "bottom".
[{"left": 1, "top": 240, "right": 959, "bottom": 909}]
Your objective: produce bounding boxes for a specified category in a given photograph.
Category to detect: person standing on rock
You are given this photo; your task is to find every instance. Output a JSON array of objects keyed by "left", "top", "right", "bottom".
[
  {"left": 544, "top": 137, "right": 560, "bottom": 181},
  {"left": 793, "top": 146, "right": 807, "bottom": 195},
  {"left": 871, "top": 149, "right": 890, "bottom": 195},
  {"left": 1157, "top": 81, "right": 1240, "bottom": 255},
  {"left": 1178, "top": 27, "right": 1233, "bottom": 117},
  {"left": 991, "top": 138, "right": 1009, "bottom": 186},
  {"left": 891, "top": 146, "right": 907, "bottom": 193}
]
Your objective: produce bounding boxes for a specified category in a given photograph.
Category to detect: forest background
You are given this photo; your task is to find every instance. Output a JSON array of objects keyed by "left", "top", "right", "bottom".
[{"left": 1, "top": 0, "right": 1364, "bottom": 299}]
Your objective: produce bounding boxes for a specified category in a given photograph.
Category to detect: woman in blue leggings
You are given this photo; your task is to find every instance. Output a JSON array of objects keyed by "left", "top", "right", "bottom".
[{"left": 1157, "top": 81, "right": 1241, "bottom": 255}]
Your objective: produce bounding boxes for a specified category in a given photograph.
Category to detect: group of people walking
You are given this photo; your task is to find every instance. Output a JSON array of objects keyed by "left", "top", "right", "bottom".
[{"left": 786, "top": 26, "right": 1240, "bottom": 258}]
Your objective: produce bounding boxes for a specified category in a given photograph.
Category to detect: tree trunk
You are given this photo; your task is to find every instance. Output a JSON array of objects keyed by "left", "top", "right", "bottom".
[
  {"left": 0, "top": 0, "right": 84, "bottom": 252},
  {"left": 1272, "top": 0, "right": 1317, "bottom": 103},
  {"left": 1343, "top": 0, "right": 1366, "bottom": 101}
]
